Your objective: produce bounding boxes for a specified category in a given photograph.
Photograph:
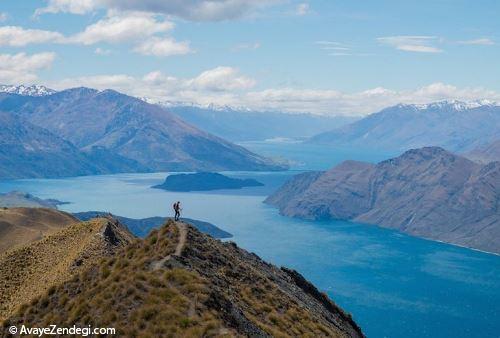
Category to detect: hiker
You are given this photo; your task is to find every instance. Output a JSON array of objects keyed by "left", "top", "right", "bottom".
[{"left": 173, "top": 201, "right": 182, "bottom": 221}]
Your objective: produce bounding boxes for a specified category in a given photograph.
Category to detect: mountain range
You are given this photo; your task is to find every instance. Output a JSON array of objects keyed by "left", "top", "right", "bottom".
[
  {"left": 0, "top": 87, "right": 286, "bottom": 178},
  {"left": 0, "top": 209, "right": 363, "bottom": 336},
  {"left": 0, "top": 84, "right": 56, "bottom": 97},
  {"left": 310, "top": 101, "right": 500, "bottom": 153},
  {"left": 266, "top": 147, "right": 500, "bottom": 254},
  {"left": 165, "top": 104, "right": 356, "bottom": 142}
]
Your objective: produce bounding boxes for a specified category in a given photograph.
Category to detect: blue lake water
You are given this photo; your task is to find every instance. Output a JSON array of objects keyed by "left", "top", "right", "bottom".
[{"left": 1, "top": 143, "right": 499, "bottom": 338}]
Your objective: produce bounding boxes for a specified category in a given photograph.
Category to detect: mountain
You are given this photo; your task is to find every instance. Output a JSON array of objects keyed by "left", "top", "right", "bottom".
[
  {"left": 0, "top": 85, "right": 56, "bottom": 97},
  {"left": 165, "top": 104, "right": 356, "bottom": 142},
  {"left": 0, "top": 207, "right": 78, "bottom": 254},
  {"left": 152, "top": 172, "right": 264, "bottom": 192},
  {"left": 0, "top": 215, "right": 133, "bottom": 321},
  {"left": 0, "top": 88, "right": 287, "bottom": 173},
  {"left": 0, "top": 112, "right": 105, "bottom": 178},
  {"left": 465, "top": 139, "right": 500, "bottom": 164},
  {"left": 310, "top": 100, "right": 500, "bottom": 153},
  {"left": 266, "top": 147, "right": 500, "bottom": 254},
  {"left": 0, "top": 191, "right": 68, "bottom": 209},
  {"left": 0, "top": 214, "right": 363, "bottom": 336},
  {"left": 74, "top": 211, "right": 232, "bottom": 239}
]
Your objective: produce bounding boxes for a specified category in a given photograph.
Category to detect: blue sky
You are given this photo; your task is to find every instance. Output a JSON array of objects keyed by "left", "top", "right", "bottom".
[{"left": 0, "top": 0, "right": 499, "bottom": 115}]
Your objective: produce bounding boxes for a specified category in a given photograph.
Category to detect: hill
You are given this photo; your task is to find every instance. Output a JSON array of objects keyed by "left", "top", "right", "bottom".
[
  {"left": 465, "top": 139, "right": 500, "bottom": 164},
  {"left": 0, "top": 207, "right": 78, "bottom": 254},
  {"left": 0, "top": 88, "right": 287, "bottom": 174},
  {"left": 310, "top": 101, "right": 500, "bottom": 153},
  {"left": 0, "top": 216, "right": 133, "bottom": 321},
  {"left": 1, "top": 219, "right": 363, "bottom": 337},
  {"left": 74, "top": 211, "right": 232, "bottom": 239},
  {"left": 152, "top": 172, "right": 264, "bottom": 192},
  {"left": 266, "top": 147, "right": 500, "bottom": 254}
]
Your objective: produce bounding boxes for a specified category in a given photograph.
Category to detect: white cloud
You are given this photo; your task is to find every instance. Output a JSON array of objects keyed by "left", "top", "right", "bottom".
[
  {"left": 35, "top": 0, "right": 99, "bottom": 15},
  {"left": 457, "top": 38, "right": 495, "bottom": 46},
  {"left": 133, "top": 36, "right": 192, "bottom": 56},
  {"left": 295, "top": 3, "right": 310, "bottom": 16},
  {"left": 69, "top": 12, "right": 173, "bottom": 45},
  {"left": 0, "top": 12, "right": 8, "bottom": 22},
  {"left": 0, "top": 52, "right": 56, "bottom": 84},
  {"left": 188, "top": 67, "right": 256, "bottom": 91},
  {"left": 377, "top": 36, "right": 443, "bottom": 53},
  {"left": 49, "top": 67, "right": 500, "bottom": 116},
  {"left": 0, "top": 26, "right": 64, "bottom": 47},
  {"left": 0, "top": 13, "right": 190, "bottom": 57},
  {"left": 35, "top": 0, "right": 281, "bottom": 21}
]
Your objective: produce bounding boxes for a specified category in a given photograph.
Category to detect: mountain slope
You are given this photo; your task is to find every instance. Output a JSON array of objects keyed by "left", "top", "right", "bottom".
[
  {"left": 310, "top": 101, "right": 500, "bottom": 152},
  {"left": 1, "top": 220, "right": 363, "bottom": 337},
  {"left": 0, "top": 216, "right": 133, "bottom": 321},
  {"left": 0, "top": 207, "right": 77, "bottom": 254},
  {"left": 0, "top": 88, "right": 286, "bottom": 172},
  {"left": 266, "top": 147, "right": 500, "bottom": 253},
  {"left": 465, "top": 139, "right": 500, "bottom": 164},
  {"left": 0, "top": 112, "right": 104, "bottom": 179}
]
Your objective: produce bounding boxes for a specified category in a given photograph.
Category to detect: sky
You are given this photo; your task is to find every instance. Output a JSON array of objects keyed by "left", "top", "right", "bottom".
[{"left": 0, "top": 0, "right": 499, "bottom": 115}]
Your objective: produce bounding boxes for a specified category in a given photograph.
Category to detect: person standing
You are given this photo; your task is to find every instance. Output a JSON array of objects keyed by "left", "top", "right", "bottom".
[{"left": 173, "top": 201, "right": 182, "bottom": 221}]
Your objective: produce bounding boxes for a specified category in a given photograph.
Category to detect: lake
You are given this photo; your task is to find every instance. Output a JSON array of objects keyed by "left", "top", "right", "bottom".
[{"left": 1, "top": 143, "right": 499, "bottom": 338}]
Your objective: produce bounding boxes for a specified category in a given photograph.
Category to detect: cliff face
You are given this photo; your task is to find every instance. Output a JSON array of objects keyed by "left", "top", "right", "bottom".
[
  {"left": 1, "top": 219, "right": 363, "bottom": 337},
  {"left": 266, "top": 147, "right": 500, "bottom": 254}
]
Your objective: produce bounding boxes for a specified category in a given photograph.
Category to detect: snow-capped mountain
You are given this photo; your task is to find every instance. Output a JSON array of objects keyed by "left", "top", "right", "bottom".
[
  {"left": 310, "top": 99, "right": 500, "bottom": 152},
  {"left": 0, "top": 85, "right": 56, "bottom": 97},
  {"left": 140, "top": 97, "right": 253, "bottom": 112},
  {"left": 399, "top": 99, "right": 499, "bottom": 111}
]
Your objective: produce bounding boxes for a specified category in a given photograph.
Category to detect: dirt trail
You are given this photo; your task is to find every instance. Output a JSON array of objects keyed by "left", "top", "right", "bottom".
[{"left": 151, "top": 222, "right": 187, "bottom": 270}]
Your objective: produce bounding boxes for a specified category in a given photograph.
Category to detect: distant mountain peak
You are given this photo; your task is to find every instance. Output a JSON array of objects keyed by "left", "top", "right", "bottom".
[
  {"left": 140, "top": 97, "right": 253, "bottom": 112},
  {"left": 396, "top": 99, "right": 498, "bottom": 111},
  {"left": 0, "top": 84, "right": 56, "bottom": 97}
]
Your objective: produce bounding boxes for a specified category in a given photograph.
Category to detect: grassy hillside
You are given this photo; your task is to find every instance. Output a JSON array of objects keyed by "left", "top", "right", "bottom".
[
  {"left": 0, "top": 208, "right": 77, "bottom": 254},
  {"left": 0, "top": 217, "right": 133, "bottom": 322},
  {"left": 2, "top": 219, "right": 363, "bottom": 337}
]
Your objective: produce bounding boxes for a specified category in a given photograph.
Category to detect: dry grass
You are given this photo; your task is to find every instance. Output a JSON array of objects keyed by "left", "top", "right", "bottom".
[
  {"left": 1, "top": 220, "right": 360, "bottom": 337},
  {"left": 0, "top": 217, "right": 132, "bottom": 322},
  {"left": 0, "top": 207, "right": 77, "bottom": 254},
  {"left": 3, "top": 221, "right": 235, "bottom": 337}
]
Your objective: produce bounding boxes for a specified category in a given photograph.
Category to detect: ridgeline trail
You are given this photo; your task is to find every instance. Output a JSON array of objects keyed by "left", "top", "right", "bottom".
[{"left": 151, "top": 221, "right": 187, "bottom": 270}]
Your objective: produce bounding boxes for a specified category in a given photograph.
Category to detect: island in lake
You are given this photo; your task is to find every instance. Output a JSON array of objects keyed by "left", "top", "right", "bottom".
[
  {"left": 152, "top": 172, "right": 264, "bottom": 192},
  {"left": 0, "top": 191, "right": 69, "bottom": 209}
]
